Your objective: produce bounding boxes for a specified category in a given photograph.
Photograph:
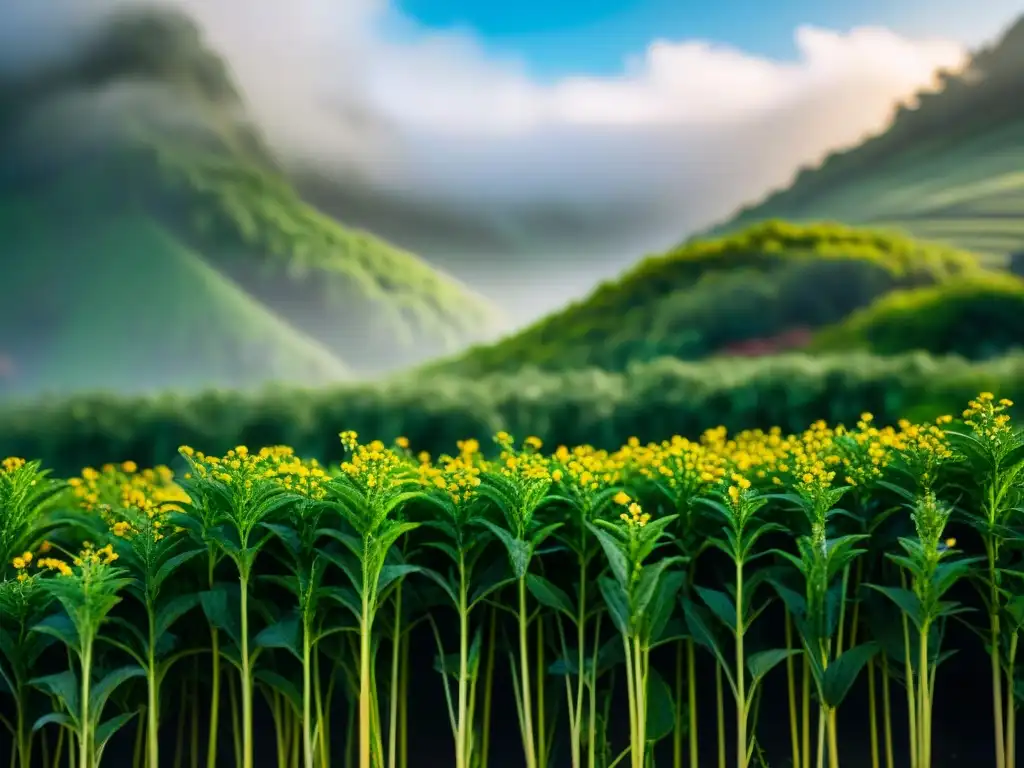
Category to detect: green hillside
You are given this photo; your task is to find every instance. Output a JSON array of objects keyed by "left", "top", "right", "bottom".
[
  {"left": 810, "top": 272, "right": 1024, "bottom": 359},
  {"left": 705, "top": 17, "right": 1024, "bottom": 261},
  {"left": 431, "top": 221, "right": 984, "bottom": 376},
  {"left": 0, "top": 6, "right": 502, "bottom": 395},
  {"left": 0, "top": 178, "right": 348, "bottom": 397}
]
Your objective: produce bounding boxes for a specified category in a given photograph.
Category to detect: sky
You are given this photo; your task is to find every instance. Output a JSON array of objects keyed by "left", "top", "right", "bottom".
[
  {"left": 387, "top": 0, "right": 1020, "bottom": 78},
  {"left": 0, "top": 0, "right": 1021, "bottom": 324}
]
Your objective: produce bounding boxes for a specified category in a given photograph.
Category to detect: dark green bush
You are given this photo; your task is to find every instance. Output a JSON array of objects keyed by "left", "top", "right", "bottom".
[
  {"left": 3, "top": 351, "right": 1022, "bottom": 475},
  {"left": 811, "top": 274, "right": 1024, "bottom": 358}
]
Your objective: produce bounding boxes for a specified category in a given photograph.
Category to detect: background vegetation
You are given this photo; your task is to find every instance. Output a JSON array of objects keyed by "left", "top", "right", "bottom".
[
  {"left": 432, "top": 221, "right": 986, "bottom": 376},
  {"left": 3, "top": 351, "right": 1023, "bottom": 477}
]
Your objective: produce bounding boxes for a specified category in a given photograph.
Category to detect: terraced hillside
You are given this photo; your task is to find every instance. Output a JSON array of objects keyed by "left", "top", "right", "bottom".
[
  {"left": 428, "top": 221, "right": 986, "bottom": 377},
  {"left": 705, "top": 16, "right": 1024, "bottom": 262},
  {"left": 0, "top": 6, "right": 502, "bottom": 397}
]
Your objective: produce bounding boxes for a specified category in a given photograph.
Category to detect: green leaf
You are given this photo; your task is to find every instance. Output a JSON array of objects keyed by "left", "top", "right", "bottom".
[
  {"left": 255, "top": 616, "right": 301, "bottom": 660},
  {"left": 598, "top": 576, "right": 631, "bottom": 637},
  {"left": 588, "top": 523, "right": 630, "bottom": 592},
  {"left": 747, "top": 649, "right": 801, "bottom": 686},
  {"left": 155, "top": 594, "right": 200, "bottom": 641},
  {"left": 478, "top": 520, "right": 531, "bottom": 579},
  {"left": 526, "top": 574, "right": 576, "bottom": 620},
  {"left": 530, "top": 522, "right": 564, "bottom": 553},
  {"left": 378, "top": 564, "right": 424, "bottom": 596},
  {"left": 683, "top": 599, "right": 736, "bottom": 698},
  {"left": 865, "top": 586, "right": 922, "bottom": 631},
  {"left": 256, "top": 670, "right": 303, "bottom": 712},
  {"left": 695, "top": 586, "right": 737, "bottom": 633},
  {"left": 648, "top": 571, "right": 685, "bottom": 645},
  {"left": 152, "top": 549, "right": 204, "bottom": 593},
  {"left": 33, "top": 712, "right": 74, "bottom": 732},
  {"left": 633, "top": 558, "right": 684, "bottom": 625},
  {"left": 94, "top": 712, "right": 139, "bottom": 751},
  {"left": 31, "top": 613, "right": 79, "bottom": 652},
  {"left": 90, "top": 666, "right": 145, "bottom": 727},
  {"left": 821, "top": 642, "right": 879, "bottom": 709},
  {"left": 645, "top": 666, "right": 675, "bottom": 743},
  {"left": 30, "top": 672, "right": 79, "bottom": 717},
  {"left": 199, "top": 585, "right": 242, "bottom": 649}
]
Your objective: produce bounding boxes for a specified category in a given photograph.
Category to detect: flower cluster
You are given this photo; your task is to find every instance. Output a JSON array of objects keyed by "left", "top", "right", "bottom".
[
  {"left": 962, "top": 392, "right": 1014, "bottom": 442},
  {"left": 181, "top": 444, "right": 328, "bottom": 500}
]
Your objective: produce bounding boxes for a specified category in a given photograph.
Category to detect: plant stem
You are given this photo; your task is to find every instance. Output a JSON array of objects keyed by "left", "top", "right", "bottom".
[
  {"left": 1007, "top": 631, "right": 1018, "bottom": 768},
  {"left": 881, "top": 653, "right": 893, "bottom": 768},
  {"left": 480, "top": 606, "right": 497, "bottom": 768},
  {"left": 918, "top": 624, "right": 930, "bottom": 768},
  {"left": 388, "top": 582, "right": 403, "bottom": 768},
  {"left": 989, "top": 538, "right": 1007, "bottom": 768},
  {"left": 302, "top": 619, "right": 314, "bottom": 768},
  {"left": 674, "top": 641, "right": 683, "bottom": 768},
  {"left": 80, "top": 638, "right": 93, "bottom": 768},
  {"left": 622, "top": 635, "right": 639, "bottom": 768},
  {"left": 588, "top": 614, "right": 602, "bottom": 768},
  {"left": 867, "top": 657, "right": 879, "bottom": 768},
  {"left": 228, "top": 667, "right": 241, "bottom": 768},
  {"left": 735, "top": 558, "right": 747, "bottom": 768},
  {"left": 359, "top": 584, "right": 372, "bottom": 768},
  {"left": 207, "top": 553, "right": 221, "bottom": 768},
  {"left": 574, "top": 555, "right": 588, "bottom": 768},
  {"left": 801, "top": 655, "right": 810, "bottom": 768},
  {"left": 785, "top": 610, "right": 800, "bottom": 768},
  {"left": 456, "top": 559, "right": 470, "bottom": 768},
  {"left": 538, "top": 616, "right": 547, "bottom": 768},
  {"left": 715, "top": 662, "right": 725, "bottom": 768},
  {"left": 400, "top": 625, "right": 409, "bottom": 768},
  {"left": 239, "top": 571, "right": 253, "bottom": 768},
  {"left": 900, "top": 571, "right": 917, "bottom": 768},
  {"left": 518, "top": 576, "right": 538, "bottom": 768},
  {"left": 148, "top": 610, "right": 160, "bottom": 768},
  {"left": 687, "top": 638, "right": 699, "bottom": 768}
]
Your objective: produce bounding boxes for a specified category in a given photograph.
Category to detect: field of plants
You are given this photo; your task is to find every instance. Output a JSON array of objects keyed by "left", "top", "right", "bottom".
[{"left": 1, "top": 392, "right": 1022, "bottom": 768}]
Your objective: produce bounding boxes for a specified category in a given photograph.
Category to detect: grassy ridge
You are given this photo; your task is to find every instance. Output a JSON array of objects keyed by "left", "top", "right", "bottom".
[
  {"left": 811, "top": 272, "right": 1024, "bottom": 358},
  {"left": 432, "top": 221, "right": 984, "bottom": 376},
  {"left": 4, "top": 350, "right": 1022, "bottom": 475},
  {"left": 708, "top": 18, "right": 1024, "bottom": 260}
]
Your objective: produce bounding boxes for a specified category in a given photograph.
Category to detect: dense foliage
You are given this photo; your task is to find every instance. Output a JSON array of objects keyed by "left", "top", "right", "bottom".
[
  {"left": 2, "top": 392, "right": 1023, "bottom": 768},
  {"left": 437, "top": 221, "right": 981, "bottom": 376},
  {"left": 3, "top": 351, "right": 1024, "bottom": 478},
  {"left": 811, "top": 274, "right": 1024, "bottom": 359}
]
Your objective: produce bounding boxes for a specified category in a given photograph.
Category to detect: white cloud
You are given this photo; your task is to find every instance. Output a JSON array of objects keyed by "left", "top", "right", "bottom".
[{"left": 0, "top": 0, "right": 985, "bottom": 319}]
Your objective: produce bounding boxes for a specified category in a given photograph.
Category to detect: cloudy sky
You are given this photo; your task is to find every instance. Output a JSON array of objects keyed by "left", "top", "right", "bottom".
[{"left": 1, "top": 0, "right": 1020, "bottom": 322}]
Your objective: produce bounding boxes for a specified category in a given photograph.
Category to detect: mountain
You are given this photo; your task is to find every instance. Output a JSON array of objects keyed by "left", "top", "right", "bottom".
[
  {"left": 702, "top": 16, "right": 1024, "bottom": 262},
  {"left": 428, "top": 221, "right": 986, "bottom": 377},
  {"left": 0, "top": 6, "right": 503, "bottom": 397}
]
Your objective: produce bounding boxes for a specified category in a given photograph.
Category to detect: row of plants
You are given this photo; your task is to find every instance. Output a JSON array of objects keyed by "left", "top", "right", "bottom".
[
  {"left": 5, "top": 349, "right": 1024, "bottom": 476},
  {"left": 1, "top": 393, "right": 1022, "bottom": 768}
]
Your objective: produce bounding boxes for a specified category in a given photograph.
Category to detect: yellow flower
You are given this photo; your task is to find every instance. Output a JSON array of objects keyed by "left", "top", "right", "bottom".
[
  {"left": 395, "top": 436, "right": 410, "bottom": 449},
  {"left": 551, "top": 469, "right": 563, "bottom": 482},
  {"left": 121, "top": 461, "right": 137, "bottom": 473},
  {"left": 945, "top": 537, "right": 956, "bottom": 548},
  {"left": 12, "top": 556, "right": 26, "bottom": 570},
  {"left": 613, "top": 491, "right": 632, "bottom": 506}
]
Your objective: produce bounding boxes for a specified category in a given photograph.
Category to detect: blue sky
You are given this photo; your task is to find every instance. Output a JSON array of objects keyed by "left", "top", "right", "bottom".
[{"left": 390, "top": 0, "right": 1020, "bottom": 78}]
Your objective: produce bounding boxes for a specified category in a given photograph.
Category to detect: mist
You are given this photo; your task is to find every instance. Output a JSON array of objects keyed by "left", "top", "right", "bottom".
[{"left": 0, "top": 0, "right": 992, "bottom": 322}]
